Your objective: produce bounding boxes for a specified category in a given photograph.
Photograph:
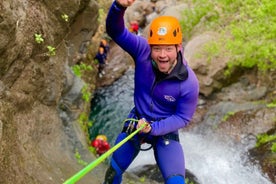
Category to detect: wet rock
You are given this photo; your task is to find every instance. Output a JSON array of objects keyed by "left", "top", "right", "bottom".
[{"left": 249, "top": 128, "right": 276, "bottom": 184}]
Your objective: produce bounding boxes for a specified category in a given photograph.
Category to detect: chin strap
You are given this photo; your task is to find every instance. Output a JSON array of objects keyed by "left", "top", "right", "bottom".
[{"left": 151, "top": 59, "right": 157, "bottom": 68}]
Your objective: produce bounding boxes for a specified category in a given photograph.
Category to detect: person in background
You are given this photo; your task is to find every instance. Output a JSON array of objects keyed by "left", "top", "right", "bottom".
[
  {"left": 100, "top": 39, "right": 110, "bottom": 56},
  {"left": 91, "top": 135, "right": 110, "bottom": 156},
  {"left": 94, "top": 46, "right": 107, "bottom": 78},
  {"left": 129, "top": 20, "right": 139, "bottom": 35},
  {"left": 103, "top": 0, "right": 199, "bottom": 183}
]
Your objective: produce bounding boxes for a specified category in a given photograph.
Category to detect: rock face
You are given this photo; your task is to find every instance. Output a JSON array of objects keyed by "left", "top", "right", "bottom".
[{"left": 0, "top": 1, "right": 103, "bottom": 183}]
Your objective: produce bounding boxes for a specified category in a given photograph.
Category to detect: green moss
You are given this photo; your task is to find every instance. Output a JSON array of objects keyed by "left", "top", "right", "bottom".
[
  {"left": 271, "top": 142, "right": 276, "bottom": 153},
  {"left": 256, "top": 133, "right": 276, "bottom": 153},
  {"left": 74, "top": 149, "right": 88, "bottom": 166},
  {"left": 222, "top": 111, "right": 235, "bottom": 122},
  {"left": 71, "top": 63, "right": 93, "bottom": 78},
  {"left": 266, "top": 102, "right": 276, "bottom": 108},
  {"left": 185, "top": 178, "right": 195, "bottom": 184}
]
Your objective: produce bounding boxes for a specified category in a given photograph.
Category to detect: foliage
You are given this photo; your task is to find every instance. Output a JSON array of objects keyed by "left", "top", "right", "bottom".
[
  {"left": 78, "top": 112, "right": 93, "bottom": 131},
  {"left": 98, "top": 8, "right": 105, "bottom": 22},
  {"left": 256, "top": 133, "right": 276, "bottom": 153},
  {"left": 81, "top": 84, "right": 91, "bottom": 102},
  {"left": 34, "top": 34, "right": 56, "bottom": 56},
  {"left": 266, "top": 102, "right": 276, "bottom": 108},
  {"left": 34, "top": 13, "right": 70, "bottom": 57},
  {"left": 87, "top": 120, "right": 93, "bottom": 128},
  {"left": 180, "top": 0, "right": 276, "bottom": 73},
  {"left": 61, "top": 13, "right": 69, "bottom": 22},
  {"left": 203, "top": 41, "right": 221, "bottom": 63},
  {"left": 78, "top": 112, "right": 94, "bottom": 150},
  {"left": 222, "top": 111, "right": 235, "bottom": 122},
  {"left": 47, "top": 45, "right": 56, "bottom": 56},
  {"left": 224, "top": 0, "right": 276, "bottom": 72},
  {"left": 71, "top": 63, "right": 93, "bottom": 78},
  {"left": 139, "top": 176, "right": 146, "bottom": 182},
  {"left": 185, "top": 178, "right": 195, "bottom": 184},
  {"left": 181, "top": 0, "right": 218, "bottom": 40},
  {"left": 271, "top": 142, "right": 276, "bottom": 153},
  {"left": 88, "top": 145, "right": 97, "bottom": 155},
  {"left": 75, "top": 149, "right": 88, "bottom": 166},
  {"left": 34, "top": 33, "right": 44, "bottom": 44}
]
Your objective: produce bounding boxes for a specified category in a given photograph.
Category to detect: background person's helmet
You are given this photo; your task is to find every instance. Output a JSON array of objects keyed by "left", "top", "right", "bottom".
[
  {"left": 101, "top": 39, "right": 107, "bottom": 46},
  {"left": 148, "top": 16, "right": 182, "bottom": 45},
  {"left": 96, "top": 134, "right": 107, "bottom": 141}
]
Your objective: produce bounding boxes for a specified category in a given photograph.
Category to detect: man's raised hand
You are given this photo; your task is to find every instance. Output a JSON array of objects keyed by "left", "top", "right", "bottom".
[{"left": 116, "top": 0, "right": 136, "bottom": 7}]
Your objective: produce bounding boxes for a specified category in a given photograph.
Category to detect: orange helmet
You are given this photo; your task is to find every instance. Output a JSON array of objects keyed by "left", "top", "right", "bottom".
[
  {"left": 101, "top": 39, "right": 107, "bottom": 46},
  {"left": 148, "top": 16, "right": 182, "bottom": 45}
]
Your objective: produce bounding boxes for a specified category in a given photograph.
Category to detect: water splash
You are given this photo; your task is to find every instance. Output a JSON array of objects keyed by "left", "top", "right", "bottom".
[
  {"left": 181, "top": 133, "right": 272, "bottom": 184},
  {"left": 128, "top": 132, "right": 272, "bottom": 184}
]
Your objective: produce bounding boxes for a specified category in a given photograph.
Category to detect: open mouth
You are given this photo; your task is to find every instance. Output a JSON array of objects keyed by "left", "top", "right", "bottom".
[
  {"left": 158, "top": 60, "right": 168, "bottom": 63},
  {"left": 157, "top": 60, "right": 169, "bottom": 71}
]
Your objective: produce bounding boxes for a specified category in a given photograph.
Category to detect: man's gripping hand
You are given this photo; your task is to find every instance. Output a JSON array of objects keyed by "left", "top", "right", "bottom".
[{"left": 137, "top": 118, "right": 152, "bottom": 134}]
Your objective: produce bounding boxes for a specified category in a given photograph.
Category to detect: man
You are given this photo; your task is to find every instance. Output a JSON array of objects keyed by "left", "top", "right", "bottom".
[
  {"left": 91, "top": 135, "right": 110, "bottom": 156},
  {"left": 129, "top": 20, "right": 139, "bottom": 34},
  {"left": 100, "top": 39, "right": 110, "bottom": 56},
  {"left": 94, "top": 46, "right": 107, "bottom": 78},
  {"left": 104, "top": 0, "right": 199, "bottom": 183}
]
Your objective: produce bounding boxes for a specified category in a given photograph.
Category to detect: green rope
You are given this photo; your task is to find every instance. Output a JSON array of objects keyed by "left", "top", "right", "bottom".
[{"left": 63, "top": 119, "right": 144, "bottom": 184}]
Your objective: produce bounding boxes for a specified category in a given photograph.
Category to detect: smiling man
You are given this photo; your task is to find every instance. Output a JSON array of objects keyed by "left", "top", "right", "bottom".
[{"left": 103, "top": 0, "right": 199, "bottom": 184}]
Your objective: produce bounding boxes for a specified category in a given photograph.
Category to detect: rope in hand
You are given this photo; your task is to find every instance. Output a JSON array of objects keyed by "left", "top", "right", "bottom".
[{"left": 63, "top": 118, "right": 146, "bottom": 184}]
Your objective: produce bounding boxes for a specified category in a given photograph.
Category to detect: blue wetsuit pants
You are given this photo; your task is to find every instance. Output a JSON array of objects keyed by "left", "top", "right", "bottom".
[{"left": 104, "top": 130, "right": 185, "bottom": 184}]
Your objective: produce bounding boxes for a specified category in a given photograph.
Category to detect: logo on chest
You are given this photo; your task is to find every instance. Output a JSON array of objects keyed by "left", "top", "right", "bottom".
[{"left": 164, "top": 95, "right": 176, "bottom": 102}]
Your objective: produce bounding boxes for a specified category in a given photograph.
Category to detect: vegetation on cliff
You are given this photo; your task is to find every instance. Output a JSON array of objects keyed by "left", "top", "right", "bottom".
[{"left": 181, "top": 0, "right": 276, "bottom": 73}]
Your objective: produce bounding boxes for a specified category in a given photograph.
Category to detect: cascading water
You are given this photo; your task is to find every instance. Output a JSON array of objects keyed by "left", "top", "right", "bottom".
[
  {"left": 89, "top": 68, "right": 273, "bottom": 184},
  {"left": 179, "top": 133, "right": 272, "bottom": 184}
]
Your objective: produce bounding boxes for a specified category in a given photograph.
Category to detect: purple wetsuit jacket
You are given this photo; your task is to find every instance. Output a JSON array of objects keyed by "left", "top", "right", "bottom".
[{"left": 106, "top": 2, "right": 199, "bottom": 136}]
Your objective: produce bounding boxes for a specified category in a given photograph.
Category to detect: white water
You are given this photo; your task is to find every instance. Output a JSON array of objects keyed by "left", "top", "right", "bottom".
[
  {"left": 181, "top": 133, "right": 272, "bottom": 184},
  {"left": 128, "top": 132, "right": 273, "bottom": 184}
]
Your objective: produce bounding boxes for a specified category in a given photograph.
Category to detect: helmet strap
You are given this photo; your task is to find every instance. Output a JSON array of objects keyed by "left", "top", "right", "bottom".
[
  {"left": 165, "top": 59, "right": 177, "bottom": 74},
  {"left": 151, "top": 60, "right": 157, "bottom": 68}
]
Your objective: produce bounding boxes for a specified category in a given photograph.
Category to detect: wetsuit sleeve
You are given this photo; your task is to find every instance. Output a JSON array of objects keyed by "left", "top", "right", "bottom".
[
  {"left": 106, "top": 1, "right": 148, "bottom": 60},
  {"left": 106, "top": 1, "right": 126, "bottom": 39},
  {"left": 150, "top": 68, "right": 199, "bottom": 136}
]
